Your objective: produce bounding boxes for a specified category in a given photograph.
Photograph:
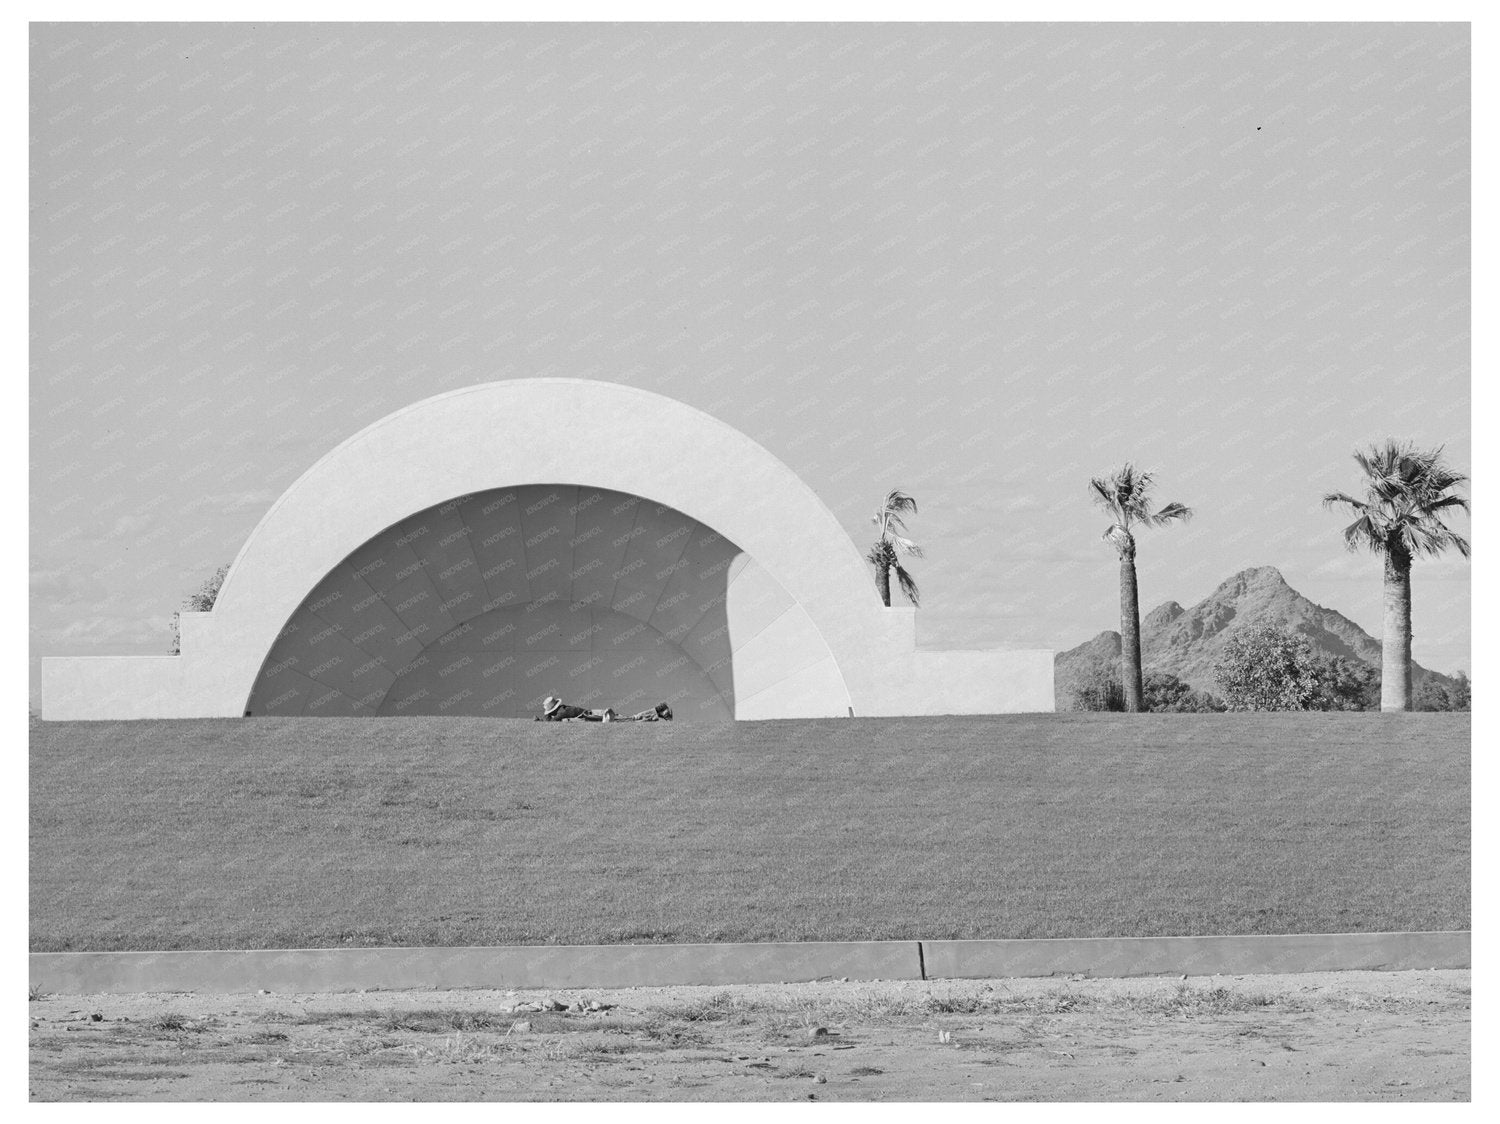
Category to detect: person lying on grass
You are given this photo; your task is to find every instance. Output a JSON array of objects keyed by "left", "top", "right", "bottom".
[{"left": 537, "top": 696, "right": 673, "bottom": 722}]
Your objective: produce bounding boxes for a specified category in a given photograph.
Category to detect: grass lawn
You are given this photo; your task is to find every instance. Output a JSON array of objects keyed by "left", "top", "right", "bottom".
[{"left": 29, "top": 713, "right": 1469, "bottom": 952}]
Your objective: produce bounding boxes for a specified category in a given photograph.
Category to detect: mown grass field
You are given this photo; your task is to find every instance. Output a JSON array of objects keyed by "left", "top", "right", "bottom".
[{"left": 29, "top": 713, "right": 1469, "bottom": 952}]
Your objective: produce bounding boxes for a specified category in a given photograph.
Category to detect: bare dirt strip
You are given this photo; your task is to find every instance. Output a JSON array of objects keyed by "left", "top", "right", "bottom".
[{"left": 29, "top": 969, "right": 1467, "bottom": 1102}]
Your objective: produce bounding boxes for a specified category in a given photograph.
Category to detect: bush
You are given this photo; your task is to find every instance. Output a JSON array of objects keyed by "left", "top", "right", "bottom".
[
  {"left": 1068, "top": 657, "right": 1125, "bottom": 711},
  {"left": 1212, "top": 623, "right": 1328, "bottom": 711},
  {"left": 1306, "top": 653, "right": 1380, "bottom": 711},
  {"left": 1415, "top": 670, "right": 1471, "bottom": 712},
  {"left": 1144, "top": 671, "right": 1227, "bottom": 713},
  {"left": 1069, "top": 662, "right": 1225, "bottom": 713}
]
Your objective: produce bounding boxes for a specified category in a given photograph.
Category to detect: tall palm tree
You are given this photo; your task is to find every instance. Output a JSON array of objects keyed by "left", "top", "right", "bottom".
[
  {"left": 1322, "top": 440, "right": 1470, "bottom": 712},
  {"left": 867, "top": 488, "right": 922, "bottom": 607},
  {"left": 1089, "top": 466, "right": 1193, "bottom": 712}
]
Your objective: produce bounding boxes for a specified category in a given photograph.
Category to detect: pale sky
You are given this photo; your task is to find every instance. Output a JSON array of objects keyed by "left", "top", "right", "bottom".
[{"left": 29, "top": 21, "right": 1472, "bottom": 702}]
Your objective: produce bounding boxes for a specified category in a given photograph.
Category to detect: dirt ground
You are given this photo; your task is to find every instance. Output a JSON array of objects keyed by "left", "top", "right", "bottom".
[{"left": 29, "top": 969, "right": 1468, "bottom": 1102}]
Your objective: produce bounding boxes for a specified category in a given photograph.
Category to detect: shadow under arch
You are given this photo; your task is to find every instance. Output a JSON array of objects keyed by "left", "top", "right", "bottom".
[{"left": 245, "top": 483, "right": 845, "bottom": 722}]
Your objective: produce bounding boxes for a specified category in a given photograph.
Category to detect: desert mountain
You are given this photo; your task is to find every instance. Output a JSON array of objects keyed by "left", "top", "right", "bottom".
[{"left": 1054, "top": 565, "right": 1454, "bottom": 705}]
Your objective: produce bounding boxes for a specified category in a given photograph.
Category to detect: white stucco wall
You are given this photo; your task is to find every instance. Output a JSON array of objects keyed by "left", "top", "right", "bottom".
[{"left": 41, "top": 379, "right": 1052, "bottom": 720}]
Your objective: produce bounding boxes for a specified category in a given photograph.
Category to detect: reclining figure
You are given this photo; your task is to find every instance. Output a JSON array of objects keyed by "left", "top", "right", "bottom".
[{"left": 536, "top": 696, "right": 673, "bottom": 722}]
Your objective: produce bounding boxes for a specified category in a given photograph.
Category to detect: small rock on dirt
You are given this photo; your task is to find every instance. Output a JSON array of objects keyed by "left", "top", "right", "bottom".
[
  {"left": 511, "top": 1021, "right": 533, "bottom": 1034},
  {"left": 814, "top": 1074, "right": 827, "bottom": 1083}
]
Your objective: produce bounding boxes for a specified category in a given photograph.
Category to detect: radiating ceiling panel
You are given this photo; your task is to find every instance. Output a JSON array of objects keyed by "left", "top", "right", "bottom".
[
  {"left": 455, "top": 490, "right": 532, "bottom": 611},
  {"left": 517, "top": 485, "right": 579, "bottom": 604}
]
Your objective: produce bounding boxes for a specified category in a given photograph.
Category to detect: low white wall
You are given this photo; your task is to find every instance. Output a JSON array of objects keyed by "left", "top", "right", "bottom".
[
  {"left": 42, "top": 644, "right": 1056, "bottom": 720},
  {"left": 902, "top": 648, "right": 1056, "bottom": 716},
  {"left": 42, "top": 656, "right": 186, "bottom": 721}
]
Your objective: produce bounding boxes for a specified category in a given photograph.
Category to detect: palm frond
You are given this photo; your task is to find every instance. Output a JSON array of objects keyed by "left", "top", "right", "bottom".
[
  {"left": 1149, "top": 501, "right": 1193, "bottom": 526},
  {"left": 893, "top": 562, "right": 920, "bottom": 607},
  {"left": 1421, "top": 493, "right": 1470, "bottom": 516},
  {"left": 1340, "top": 515, "right": 1380, "bottom": 553},
  {"left": 883, "top": 489, "right": 919, "bottom": 516},
  {"left": 1442, "top": 530, "right": 1471, "bottom": 559},
  {"left": 1423, "top": 468, "right": 1469, "bottom": 494},
  {"left": 1406, "top": 523, "right": 1471, "bottom": 559},
  {"left": 1088, "top": 477, "right": 1120, "bottom": 514},
  {"left": 1102, "top": 523, "right": 1133, "bottom": 554},
  {"left": 1321, "top": 491, "right": 1368, "bottom": 513},
  {"left": 1353, "top": 441, "right": 1400, "bottom": 483},
  {"left": 872, "top": 488, "right": 922, "bottom": 565}
]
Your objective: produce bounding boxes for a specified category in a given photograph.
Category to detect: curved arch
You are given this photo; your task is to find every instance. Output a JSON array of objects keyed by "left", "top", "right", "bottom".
[
  {"left": 212, "top": 380, "right": 878, "bottom": 718},
  {"left": 242, "top": 482, "right": 846, "bottom": 721}
]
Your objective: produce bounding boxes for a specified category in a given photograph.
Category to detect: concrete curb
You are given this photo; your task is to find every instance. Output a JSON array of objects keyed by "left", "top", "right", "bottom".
[
  {"left": 29, "top": 931, "right": 1468, "bottom": 995},
  {"left": 921, "top": 931, "right": 1471, "bottom": 981},
  {"left": 29, "top": 941, "right": 922, "bottom": 995}
]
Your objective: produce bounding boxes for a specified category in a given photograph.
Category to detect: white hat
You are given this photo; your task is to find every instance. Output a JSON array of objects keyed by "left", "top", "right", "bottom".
[{"left": 542, "top": 696, "right": 562, "bottom": 715}]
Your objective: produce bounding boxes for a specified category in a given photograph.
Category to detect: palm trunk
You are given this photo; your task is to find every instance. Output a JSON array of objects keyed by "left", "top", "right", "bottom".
[
  {"left": 1381, "top": 546, "right": 1413, "bottom": 712},
  {"left": 1119, "top": 541, "right": 1144, "bottom": 712},
  {"left": 875, "top": 560, "right": 891, "bottom": 607}
]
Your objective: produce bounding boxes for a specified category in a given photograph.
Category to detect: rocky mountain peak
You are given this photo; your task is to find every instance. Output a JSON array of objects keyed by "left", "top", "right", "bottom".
[
  {"left": 1054, "top": 566, "right": 1452, "bottom": 704},
  {"left": 1213, "top": 566, "right": 1289, "bottom": 597},
  {"left": 1142, "top": 600, "right": 1184, "bottom": 629}
]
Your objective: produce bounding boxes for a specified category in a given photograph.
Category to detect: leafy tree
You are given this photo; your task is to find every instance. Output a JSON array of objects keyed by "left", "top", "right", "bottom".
[
  {"left": 1212, "top": 623, "right": 1326, "bottom": 711},
  {"left": 1069, "top": 662, "right": 1224, "bottom": 713},
  {"left": 1307, "top": 652, "right": 1381, "bottom": 711},
  {"left": 866, "top": 488, "right": 922, "bottom": 607},
  {"left": 1143, "top": 670, "right": 1227, "bottom": 713},
  {"left": 1414, "top": 670, "right": 1471, "bottom": 712},
  {"left": 1142, "top": 670, "right": 1195, "bottom": 711},
  {"left": 1088, "top": 465, "right": 1192, "bottom": 712},
  {"left": 1069, "top": 657, "right": 1126, "bottom": 711},
  {"left": 169, "top": 564, "right": 229, "bottom": 655},
  {"left": 1323, "top": 441, "right": 1470, "bottom": 711}
]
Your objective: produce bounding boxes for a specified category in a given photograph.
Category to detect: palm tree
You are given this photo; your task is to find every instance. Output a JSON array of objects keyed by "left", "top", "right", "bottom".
[
  {"left": 867, "top": 489, "right": 922, "bottom": 607},
  {"left": 1322, "top": 440, "right": 1470, "bottom": 712},
  {"left": 1089, "top": 466, "right": 1193, "bottom": 712}
]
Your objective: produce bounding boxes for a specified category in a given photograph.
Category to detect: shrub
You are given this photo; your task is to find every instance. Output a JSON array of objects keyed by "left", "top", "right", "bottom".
[
  {"left": 1143, "top": 671, "right": 1227, "bottom": 713},
  {"left": 168, "top": 564, "right": 229, "bottom": 655},
  {"left": 1212, "top": 623, "right": 1326, "bottom": 711},
  {"left": 1415, "top": 670, "right": 1471, "bottom": 712},
  {"left": 1307, "top": 653, "right": 1380, "bottom": 711},
  {"left": 1068, "top": 657, "right": 1126, "bottom": 712},
  {"left": 1070, "top": 662, "right": 1225, "bottom": 712}
]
